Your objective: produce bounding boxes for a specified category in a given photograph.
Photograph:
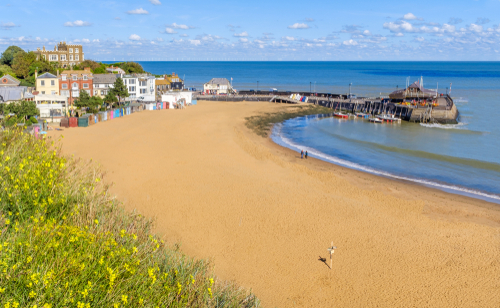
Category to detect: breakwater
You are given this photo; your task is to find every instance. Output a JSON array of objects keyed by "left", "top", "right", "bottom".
[{"left": 194, "top": 94, "right": 459, "bottom": 124}]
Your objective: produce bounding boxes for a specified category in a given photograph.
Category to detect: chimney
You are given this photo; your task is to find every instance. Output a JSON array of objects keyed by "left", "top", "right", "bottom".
[
  {"left": 35, "top": 71, "right": 38, "bottom": 79},
  {"left": 84, "top": 67, "right": 91, "bottom": 72},
  {"left": 57, "top": 69, "right": 59, "bottom": 77}
]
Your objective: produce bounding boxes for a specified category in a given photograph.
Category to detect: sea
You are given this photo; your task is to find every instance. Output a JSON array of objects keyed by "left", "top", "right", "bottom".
[{"left": 137, "top": 61, "right": 500, "bottom": 203}]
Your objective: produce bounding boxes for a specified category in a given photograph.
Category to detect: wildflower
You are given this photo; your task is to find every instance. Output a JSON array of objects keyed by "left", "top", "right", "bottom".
[
  {"left": 132, "top": 247, "right": 138, "bottom": 253},
  {"left": 208, "top": 287, "right": 213, "bottom": 298},
  {"left": 113, "top": 304, "right": 119, "bottom": 308},
  {"left": 95, "top": 178, "right": 100, "bottom": 182},
  {"left": 139, "top": 298, "right": 144, "bottom": 305},
  {"left": 121, "top": 295, "right": 128, "bottom": 304},
  {"left": 209, "top": 278, "right": 214, "bottom": 286},
  {"left": 29, "top": 290, "right": 36, "bottom": 298},
  {"left": 94, "top": 219, "right": 99, "bottom": 225},
  {"left": 43, "top": 304, "right": 51, "bottom": 308},
  {"left": 27, "top": 256, "right": 33, "bottom": 263},
  {"left": 4, "top": 219, "right": 9, "bottom": 225},
  {"left": 5, "top": 302, "right": 11, "bottom": 308},
  {"left": 0, "top": 287, "right": 5, "bottom": 293}
]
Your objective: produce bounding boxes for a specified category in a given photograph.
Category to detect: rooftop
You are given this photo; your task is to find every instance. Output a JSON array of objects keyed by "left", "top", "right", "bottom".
[
  {"left": 37, "top": 72, "right": 58, "bottom": 79},
  {"left": 205, "top": 78, "right": 230, "bottom": 86},
  {"left": 93, "top": 74, "right": 117, "bottom": 84}
]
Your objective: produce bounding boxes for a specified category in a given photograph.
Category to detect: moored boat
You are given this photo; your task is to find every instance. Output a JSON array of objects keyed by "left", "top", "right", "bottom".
[
  {"left": 369, "top": 118, "right": 383, "bottom": 123},
  {"left": 334, "top": 112, "right": 349, "bottom": 119},
  {"left": 355, "top": 113, "right": 370, "bottom": 119}
]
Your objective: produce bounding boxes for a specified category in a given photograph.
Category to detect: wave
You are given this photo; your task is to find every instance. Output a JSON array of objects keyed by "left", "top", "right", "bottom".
[
  {"left": 419, "top": 122, "right": 468, "bottom": 130},
  {"left": 272, "top": 124, "right": 500, "bottom": 203}
]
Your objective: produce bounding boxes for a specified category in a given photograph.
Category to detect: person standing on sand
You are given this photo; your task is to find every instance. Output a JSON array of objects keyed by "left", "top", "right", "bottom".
[
  {"left": 301, "top": 150, "right": 304, "bottom": 159},
  {"left": 305, "top": 151, "right": 308, "bottom": 159}
]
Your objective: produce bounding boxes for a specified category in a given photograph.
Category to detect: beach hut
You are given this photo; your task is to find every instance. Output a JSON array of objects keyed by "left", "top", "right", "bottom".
[
  {"left": 69, "top": 117, "right": 78, "bottom": 128},
  {"left": 78, "top": 116, "right": 89, "bottom": 127},
  {"left": 60, "top": 118, "right": 69, "bottom": 128}
]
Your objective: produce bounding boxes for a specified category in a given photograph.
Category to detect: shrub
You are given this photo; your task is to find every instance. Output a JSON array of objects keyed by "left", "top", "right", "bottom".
[{"left": 0, "top": 130, "right": 259, "bottom": 308}]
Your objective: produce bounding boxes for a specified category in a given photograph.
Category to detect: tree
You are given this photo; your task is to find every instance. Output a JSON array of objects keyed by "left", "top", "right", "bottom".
[
  {"left": 79, "top": 60, "right": 101, "bottom": 72},
  {"left": 0, "top": 45, "right": 24, "bottom": 66},
  {"left": 0, "top": 64, "right": 15, "bottom": 77},
  {"left": 104, "top": 91, "right": 118, "bottom": 106},
  {"left": 4, "top": 100, "right": 39, "bottom": 119},
  {"left": 73, "top": 90, "right": 92, "bottom": 109},
  {"left": 12, "top": 51, "right": 37, "bottom": 79},
  {"left": 117, "top": 62, "right": 145, "bottom": 74},
  {"left": 110, "top": 77, "right": 129, "bottom": 103}
]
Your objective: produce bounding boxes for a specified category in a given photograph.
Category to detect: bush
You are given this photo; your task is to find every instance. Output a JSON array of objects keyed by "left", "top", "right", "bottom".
[
  {"left": 29, "top": 117, "right": 39, "bottom": 125},
  {"left": 0, "top": 129, "right": 259, "bottom": 308}
]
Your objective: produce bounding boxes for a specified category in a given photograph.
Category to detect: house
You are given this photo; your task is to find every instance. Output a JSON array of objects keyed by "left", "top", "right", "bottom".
[
  {"left": 59, "top": 67, "right": 93, "bottom": 105},
  {"left": 204, "top": 78, "right": 233, "bottom": 94},
  {"left": 34, "top": 94, "right": 68, "bottom": 121},
  {"left": 167, "top": 73, "right": 184, "bottom": 91},
  {"left": 93, "top": 74, "right": 117, "bottom": 99},
  {"left": 35, "top": 42, "right": 84, "bottom": 68},
  {"left": 155, "top": 77, "right": 171, "bottom": 98},
  {"left": 0, "top": 86, "right": 29, "bottom": 104},
  {"left": 121, "top": 74, "right": 155, "bottom": 101},
  {"left": 389, "top": 80, "right": 437, "bottom": 101},
  {"left": 106, "top": 66, "right": 125, "bottom": 74},
  {"left": 35, "top": 72, "right": 59, "bottom": 95},
  {"left": 0, "top": 74, "right": 20, "bottom": 87}
]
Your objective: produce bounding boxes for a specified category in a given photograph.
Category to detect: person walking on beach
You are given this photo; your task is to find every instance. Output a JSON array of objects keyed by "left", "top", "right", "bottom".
[
  {"left": 301, "top": 150, "right": 304, "bottom": 159},
  {"left": 305, "top": 151, "right": 308, "bottom": 159}
]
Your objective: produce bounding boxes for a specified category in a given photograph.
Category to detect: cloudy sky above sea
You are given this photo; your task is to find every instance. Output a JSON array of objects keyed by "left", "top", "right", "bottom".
[{"left": 1, "top": 0, "right": 500, "bottom": 61}]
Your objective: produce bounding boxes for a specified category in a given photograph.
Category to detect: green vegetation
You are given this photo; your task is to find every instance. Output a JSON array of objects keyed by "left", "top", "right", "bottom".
[
  {"left": 0, "top": 129, "right": 259, "bottom": 307},
  {"left": 74, "top": 90, "right": 104, "bottom": 113},
  {"left": 109, "top": 78, "right": 129, "bottom": 103},
  {"left": 245, "top": 104, "right": 333, "bottom": 137},
  {"left": 0, "top": 101, "right": 40, "bottom": 127}
]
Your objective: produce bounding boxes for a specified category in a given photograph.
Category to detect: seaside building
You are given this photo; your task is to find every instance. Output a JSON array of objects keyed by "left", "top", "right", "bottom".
[
  {"left": 122, "top": 74, "right": 155, "bottom": 101},
  {"left": 203, "top": 78, "right": 234, "bottom": 94},
  {"left": 59, "top": 67, "right": 94, "bottom": 105},
  {"left": 93, "top": 74, "right": 117, "bottom": 99},
  {"left": 106, "top": 66, "right": 125, "bottom": 74},
  {"left": 35, "top": 42, "right": 84, "bottom": 68},
  {"left": 0, "top": 74, "right": 20, "bottom": 87},
  {"left": 167, "top": 73, "right": 184, "bottom": 91},
  {"left": 35, "top": 72, "right": 59, "bottom": 95},
  {"left": 155, "top": 77, "right": 171, "bottom": 99},
  {"left": 389, "top": 80, "right": 437, "bottom": 102},
  {"left": 0, "top": 86, "right": 30, "bottom": 104},
  {"left": 34, "top": 94, "right": 68, "bottom": 121}
]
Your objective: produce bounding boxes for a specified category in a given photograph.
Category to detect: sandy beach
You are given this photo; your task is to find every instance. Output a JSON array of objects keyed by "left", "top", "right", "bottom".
[{"left": 50, "top": 101, "right": 500, "bottom": 307}]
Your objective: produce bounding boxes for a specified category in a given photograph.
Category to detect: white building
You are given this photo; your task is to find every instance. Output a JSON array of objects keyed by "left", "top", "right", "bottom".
[
  {"left": 34, "top": 94, "right": 68, "bottom": 121},
  {"left": 203, "top": 78, "right": 234, "bottom": 94},
  {"left": 93, "top": 74, "right": 117, "bottom": 99},
  {"left": 122, "top": 74, "right": 155, "bottom": 101},
  {"left": 161, "top": 91, "right": 193, "bottom": 108}
]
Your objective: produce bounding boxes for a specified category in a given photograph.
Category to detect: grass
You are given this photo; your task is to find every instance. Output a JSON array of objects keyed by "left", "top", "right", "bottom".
[
  {"left": 245, "top": 105, "right": 333, "bottom": 137},
  {"left": 0, "top": 129, "right": 259, "bottom": 308}
]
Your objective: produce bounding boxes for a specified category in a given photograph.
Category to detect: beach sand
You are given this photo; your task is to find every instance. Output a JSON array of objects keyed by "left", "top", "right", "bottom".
[{"left": 50, "top": 101, "right": 500, "bottom": 307}]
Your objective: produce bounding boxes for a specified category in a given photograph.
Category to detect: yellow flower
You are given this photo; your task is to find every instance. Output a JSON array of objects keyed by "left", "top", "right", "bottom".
[
  {"left": 94, "top": 219, "right": 99, "bottom": 225},
  {"left": 12, "top": 302, "right": 19, "bottom": 308},
  {"left": 29, "top": 290, "right": 36, "bottom": 298},
  {"left": 132, "top": 247, "right": 138, "bottom": 253},
  {"left": 3, "top": 219, "right": 8, "bottom": 225},
  {"left": 121, "top": 295, "right": 128, "bottom": 304},
  {"left": 0, "top": 287, "right": 5, "bottom": 293}
]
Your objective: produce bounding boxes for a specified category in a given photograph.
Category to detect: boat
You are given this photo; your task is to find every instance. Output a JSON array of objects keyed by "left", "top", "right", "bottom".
[
  {"left": 378, "top": 115, "right": 401, "bottom": 123},
  {"left": 333, "top": 112, "right": 349, "bottom": 119},
  {"left": 369, "top": 118, "right": 383, "bottom": 123},
  {"left": 355, "top": 113, "right": 370, "bottom": 119}
]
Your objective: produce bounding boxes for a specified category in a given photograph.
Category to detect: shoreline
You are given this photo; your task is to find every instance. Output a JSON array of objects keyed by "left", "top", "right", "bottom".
[{"left": 48, "top": 100, "right": 500, "bottom": 307}]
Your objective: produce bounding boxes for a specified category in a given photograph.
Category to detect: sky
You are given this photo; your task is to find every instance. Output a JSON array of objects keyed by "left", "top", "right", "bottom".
[{"left": 1, "top": 0, "right": 500, "bottom": 61}]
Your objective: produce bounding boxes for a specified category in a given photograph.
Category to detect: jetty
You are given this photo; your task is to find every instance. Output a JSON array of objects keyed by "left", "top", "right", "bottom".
[{"left": 194, "top": 81, "right": 459, "bottom": 124}]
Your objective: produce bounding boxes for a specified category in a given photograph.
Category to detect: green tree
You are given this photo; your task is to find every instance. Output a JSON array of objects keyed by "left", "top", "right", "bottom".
[
  {"left": 12, "top": 51, "right": 37, "bottom": 79},
  {"left": 4, "top": 100, "right": 39, "bottom": 119},
  {"left": 118, "top": 62, "right": 145, "bottom": 74},
  {"left": 110, "top": 77, "right": 129, "bottom": 103},
  {"left": 104, "top": 91, "right": 118, "bottom": 106},
  {"left": 0, "top": 45, "right": 24, "bottom": 66},
  {"left": 73, "top": 90, "right": 92, "bottom": 109},
  {"left": 0, "top": 64, "right": 15, "bottom": 77}
]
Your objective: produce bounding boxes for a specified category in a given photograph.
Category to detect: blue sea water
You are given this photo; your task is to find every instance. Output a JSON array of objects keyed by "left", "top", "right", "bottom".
[{"left": 136, "top": 61, "right": 500, "bottom": 203}]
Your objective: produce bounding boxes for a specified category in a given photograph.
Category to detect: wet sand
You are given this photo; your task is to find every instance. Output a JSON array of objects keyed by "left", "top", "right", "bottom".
[{"left": 50, "top": 101, "right": 500, "bottom": 307}]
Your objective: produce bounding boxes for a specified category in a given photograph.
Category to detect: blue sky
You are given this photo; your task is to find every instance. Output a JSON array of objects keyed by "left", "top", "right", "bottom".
[{"left": 1, "top": 0, "right": 500, "bottom": 61}]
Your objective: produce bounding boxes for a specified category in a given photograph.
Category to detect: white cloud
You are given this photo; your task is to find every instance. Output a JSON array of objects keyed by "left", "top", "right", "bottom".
[
  {"left": 73, "top": 39, "right": 81, "bottom": 43},
  {"left": 1, "top": 22, "right": 18, "bottom": 29},
  {"left": 305, "top": 18, "right": 315, "bottom": 22},
  {"left": 82, "top": 38, "right": 90, "bottom": 43},
  {"left": 283, "top": 36, "right": 296, "bottom": 41},
  {"left": 403, "top": 13, "right": 418, "bottom": 20},
  {"left": 234, "top": 31, "right": 248, "bottom": 37},
  {"left": 115, "top": 17, "right": 121, "bottom": 20},
  {"left": 395, "top": 33, "right": 404, "bottom": 37},
  {"left": 342, "top": 39, "right": 358, "bottom": 46},
  {"left": 64, "top": 20, "right": 91, "bottom": 27},
  {"left": 149, "top": 0, "right": 161, "bottom": 5},
  {"left": 363, "top": 30, "right": 371, "bottom": 36},
  {"left": 190, "top": 40, "right": 201, "bottom": 46},
  {"left": 129, "top": 34, "right": 141, "bottom": 41},
  {"left": 127, "top": 8, "right": 149, "bottom": 15},
  {"left": 415, "top": 37, "right": 425, "bottom": 42},
  {"left": 170, "top": 23, "right": 193, "bottom": 29},
  {"left": 179, "top": 34, "right": 188, "bottom": 37},
  {"left": 165, "top": 28, "right": 177, "bottom": 34},
  {"left": 93, "top": 39, "right": 100, "bottom": 43},
  {"left": 441, "top": 24, "right": 455, "bottom": 33},
  {"left": 288, "top": 23, "right": 309, "bottom": 29},
  {"left": 239, "top": 38, "right": 249, "bottom": 43},
  {"left": 35, "top": 37, "right": 41, "bottom": 41},
  {"left": 468, "top": 23, "right": 483, "bottom": 33},
  {"left": 157, "top": 37, "right": 164, "bottom": 42}
]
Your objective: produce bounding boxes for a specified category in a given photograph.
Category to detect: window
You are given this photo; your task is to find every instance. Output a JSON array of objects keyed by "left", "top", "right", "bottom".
[
  {"left": 72, "top": 76, "right": 77, "bottom": 80},
  {"left": 140, "top": 81, "right": 147, "bottom": 86},
  {"left": 41, "top": 91, "right": 45, "bottom": 94},
  {"left": 129, "top": 79, "right": 135, "bottom": 85},
  {"left": 69, "top": 48, "right": 73, "bottom": 53},
  {"left": 61, "top": 90, "right": 69, "bottom": 97},
  {"left": 75, "top": 48, "right": 79, "bottom": 53},
  {"left": 83, "top": 75, "right": 87, "bottom": 80},
  {"left": 72, "top": 90, "right": 79, "bottom": 97},
  {"left": 72, "top": 83, "right": 78, "bottom": 90},
  {"left": 101, "top": 90, "right": 105, "bottom": 95},
  {"left": 41, "top": 80, "right": 45, "bottom": 86},
  {"left": 49, "top": 54, "right": 58, "bottom": 61},
  {"left": 129, "top": 86, "right": 135, "bottom": 92},
  {"left": 62, "top": 75, "right": 67, "bottom": 81},
  {"left": 83, "top": 83, "right": 88, "bottom": 89},
  {"left": 140, "top": 89, "right": 147, "bottom": 94},
  {"left": 75, "top": 55, "right": 79, "bottom": 61},
  {"left": 61, "top": 55, "right": 66, "bottom": 61},
  {"left": 51, "top": 80, "right": 55, "bottom": 86},
  {"left": 94, "top": 90, "right": 98, "bottom": 96},
  {"left": 70, "top": 55, "right": 73, "bottom": 61},
  {"left": 62, "top": 83, "right": 68, "bottom": 89},
  {"left": 51, "top": 91, "right": 56, "bottom": 95}
]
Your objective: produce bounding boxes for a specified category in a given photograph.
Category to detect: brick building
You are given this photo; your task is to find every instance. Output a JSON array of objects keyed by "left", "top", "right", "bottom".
[
  {"left": 59, "top": 67, "right": 93, "bottom": 105},
  {"left": 35, "top": 42, "right": 84, "bottom": 68}
]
